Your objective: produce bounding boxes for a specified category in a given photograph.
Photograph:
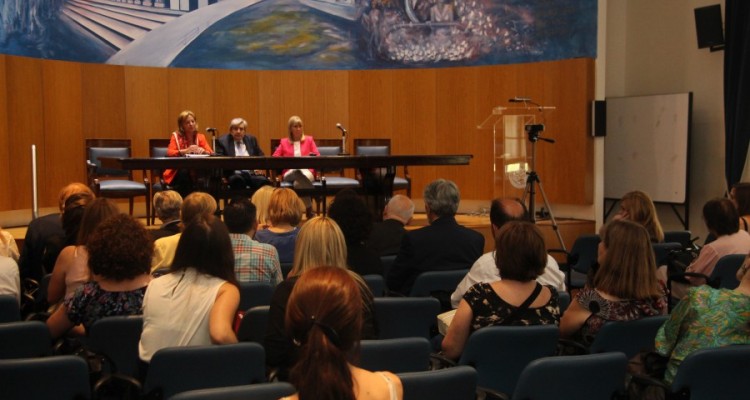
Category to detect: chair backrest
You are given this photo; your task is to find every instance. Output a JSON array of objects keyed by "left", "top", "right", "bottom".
[
  {"left": 359, "top": 337, "right": 431, "bottom": 373},
  {"left": 0, "top": 355, "right": 91, "bottom": 400},
  {"left": 169, "top": 382, "right": 296, "bottom": 400},
  {"left": 569, "top": 234, "right": 600, "bottom": 274},
  {"left": 710, "top": 253, "right": 744, "bottom": 289},
  {"left": 237, "top": 305, "right": 270, "bottom": 343},
  {"left": 409, "top": 269, "right": 468, "bottom": 297},
  {"left": 362, "top": 274, "right": 386, "bottom": 297},
  {"left": 398, "top": 365, "right": 477, "bottom": 400},
  {"left": 85, "top": 138, "right": 133, "bottom": 177},
  {"left": 373, "top": 297, "right": 441, "bottom": 339},
  {"left": 380, "top": 254, "right": 397, "bottom": 277},
  {"left": 557, "top": 291, "right": 571, "bottom": 314},
  {"left": 663, "top": 230, "right": 693, "bottom": 247},
  {"left": 458, "top": 325, "right": 559, "bottom": 395},
  {"left": 87, "top": 315, "right": 143, "bottom": 378},
  {"left": 511, "top": 352, "right": 628, "bottom": 400},
  {"left": 354, "top": 139, "right": 391, "bottom": 156},
  {"left": 0, "top": 295, "right": 20, "bottom": 323},
  {"left": 316, "top": 138, "right": 343, "bottom": 156},
  {"left": 270, "top": 138, "right": 281, "bottom": 155},
  {"left": 652, "top": 242, "right": 683, "bottom": 266},
  {"left": 144, "top": 342, "right": 266, "bottom": 399},
  {"left": 589, "top": 315, "right": 669, "bottom": 359},
  {"left": 149, "top": 138, "right": 171, "bottom": 158},
  {"left": 238, "top": 281, "right": 275, "bottom": 311},
  {"left": 0, "top": 321, "right": 52, "bottom": 359},
  {"left": 671, "top": 345, "right": 750, "bottom": 400}
]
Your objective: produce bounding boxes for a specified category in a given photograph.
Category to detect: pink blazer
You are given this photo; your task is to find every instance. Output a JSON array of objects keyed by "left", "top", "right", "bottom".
[{"left": 272, "top": 136, "right": 320, "bottom": 176}]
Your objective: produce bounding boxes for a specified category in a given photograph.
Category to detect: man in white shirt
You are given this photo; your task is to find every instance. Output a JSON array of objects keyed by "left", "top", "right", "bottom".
[{"left": 450, "top": 198, "right": 566, "bottom": 308}]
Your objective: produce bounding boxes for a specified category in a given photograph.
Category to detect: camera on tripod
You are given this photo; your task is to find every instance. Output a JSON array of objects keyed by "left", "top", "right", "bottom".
[{"left": 524, "top": 124, "right": 545, "bottom": 141}]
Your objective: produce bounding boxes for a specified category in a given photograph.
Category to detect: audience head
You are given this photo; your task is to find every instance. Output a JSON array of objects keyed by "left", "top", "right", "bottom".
[
  {"left": 290, "top": 216, "right": 347, "bottom": 277},
  {"left": 58, "top": 182, "right": 95, "bottom": 213},
  {"left": 153, "top": 190, "right": 183, "bottom": 223},
  {"left": 61, "top": 191, "right": 96, "bottom": 246},
  {"left": 268, "top": 188, "right": 305, "bottom": 227},
  {"left": 489, "top": 198, "right": 528, "bottom": 232},
  {"left": 329, "top": 190, "right": 373, "bottom": 246},
  {"left": 617, "top": 191, "right": 664, "bottom": 242},
  {"left": 383, "top": 194, "right": 414, "bottom": 225},
  {"left": 595, "top": 219, "right": 661, "bottom": 299},
  {"left": 224, "top": 196, "right": 257, "bottom": 235},
  {"left": 286, "top": 266, "right": 363, "bottom": 400},
  {"left": 228, "top": 117, "right": 248, "bottom": 142},
  {"left": 423, "top": 179, "right": 460, "bottom": 220},
  {"left": 287, "top": 115, "right": 304, "bottom": 141},
  {"left": 703, "top": 198, "right": 740, "bottom": 237},
  {"left": 76, "top": 198, "right": 121, "bottom": 246},
  {"left": 87, "top": 214, "right": 152, "bottom": 281},
  {"left": 494, "top": 221, "right": 547, "bottom": 281},
  {"left": 730, "top": 182, "right": 750, "bottom": 216},
  {"left": 171, "top": 216, "right": 237, "bottom": 285},
  {"left": 251, "top": 185, "right": 275, "bottom": 227},
  {"left": 180, "top": 192, "right": 217, "bottom": 226},
  {"left": 177, "top": 110, "right": 197, "bottom": 135}
]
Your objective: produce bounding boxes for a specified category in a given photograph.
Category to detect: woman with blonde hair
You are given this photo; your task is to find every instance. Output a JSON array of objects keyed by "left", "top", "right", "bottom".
[
  {"left": 255, "top": 188, "right": 306, "bottom": 264},
  {"left": 560, "top": 220, "right": 667, "bottom": 345},
  {"left": 164, "top": 110, "right": 214, "bottom": 198},
  {"left": 614, "top": 190, "right": 664, "bottom": 243},
  {"left": 265, "top": 217, "right": 377, "bottom": 380},
  {"left": 272, "top": 115, "right": 319, "bottom": 217},
  {"left": 250, "top": 185, "right": 275, "bottom": 229}
]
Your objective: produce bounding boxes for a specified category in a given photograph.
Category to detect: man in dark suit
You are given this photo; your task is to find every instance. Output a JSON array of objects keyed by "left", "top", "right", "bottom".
[
  {"left": 368, "top": 194, "right": 414, "bottom": 257},
  {"left": 214, "top": 117, "right": 270, "bottom": 190},
  {"left": 387, "top": 179, "right": 484, "bottom": 295}
]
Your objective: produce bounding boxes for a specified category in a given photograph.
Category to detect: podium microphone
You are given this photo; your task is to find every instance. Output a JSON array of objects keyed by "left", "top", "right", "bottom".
[
  {"left": 509, "top": 97, "right": 532, "bottom": 103},
  {"left": 336, "top": 123, "right": 348, "bottom": 155},
  {"left": 206, "top": 127, "right": 217, "bottom": 154}
]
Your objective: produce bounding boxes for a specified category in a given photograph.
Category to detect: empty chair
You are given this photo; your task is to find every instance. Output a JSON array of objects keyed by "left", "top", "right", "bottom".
[
  {"left": 373, "top": 297, "right": 441, "bottom": 340},
  {"left": 555, "top": 234, "right": 600, "bottom": 290},
  {"left": 0, "top": 295, "right": 20, "bottom": 323},
  {"left": 663, "top": 230, "right": 693, "bottom": 248},
  {"left": 170, "top": 382, "right": 296, "bottom": 400},
  {"left": 398, "top": 365, "right": 477, "bottom": 400},
  {"left": 0, "top": 355, "right": 91, "bottom": 400},
  {"left": 85, "top": 138, "right": 150, "bottom": 222},
  {"left": 512, "top": 352, "right": 628, "bottom": 400},
  {"left": 144, "top": 342, "right": 266, "bottom": 399},
  {"left": 362, "top": 274, "right": 386, "bottom": 297},
  {"left": 237, "top": 305, "right": 270, "bottom": 343},
  {"left": 669, "top": 345, "right": 750, "bottom": 400},
  {"left": 409, "top": 269, "right": 468, "bottom": 298},
  {"left": 87, "top": 315, "right": 143, "bottom": 378},
  {"left": 652, "top": 242, "right": 683, "bottom": 266},
  {"left": 354, "top": 138, "right": 411, "bottom": 197},
  {"left": 359, "top": 337, "right": 431, "bottom": 373},
  {"left": 0, "top": 321, "right": 52, "bottom": 359},
  {"left": 709, "top": 253, "right": 745, "bottom": 289},
  {"left": 589, "top": 315, "right": 669, "bottom": 359},
  {"left": 238, "top": 281, "right": 275, "bottom": 311}
]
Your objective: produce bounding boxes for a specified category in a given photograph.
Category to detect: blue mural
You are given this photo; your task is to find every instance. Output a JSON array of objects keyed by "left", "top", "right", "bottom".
[{"left": 0, "top": 0, "right": 596, "bottom": 69}]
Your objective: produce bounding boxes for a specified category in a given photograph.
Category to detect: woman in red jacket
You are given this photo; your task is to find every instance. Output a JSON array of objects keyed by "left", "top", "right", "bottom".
[{"left": 163, "top": 110, "right": 213, "bottom": 198}]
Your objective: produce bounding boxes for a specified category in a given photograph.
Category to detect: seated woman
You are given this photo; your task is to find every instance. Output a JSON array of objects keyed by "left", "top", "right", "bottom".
[
  {"left": 163, "top": 110, "right": 214, "bottom": 198},
  {"left": 614, "top": 190, "right": 664, "bottom": 243},
  {"left": 560, "top": 220, "right": 667, "bottom": 345},
  {"left": 48, "top": 197, "right": 119, "bottom": 305},
  {"left": 254, "top": 188, "right": 305, "bottom": 265},
  {"left": 265, "top": 216, "right": 377, "bottom": 380},
  {"left": 139, "top": 216, "right": 239, "bottom": 363},
  {"left": 47, "top": 214, "right": 152, "bottom": 339},
  {"left": 730, "top": 182, "right": 750, "bottom": 232},
  {"left": 441, "top": 221, "right": 560, "bottom": 360},
  {"left": 328, "top": 189, "right": 383, "bottom": 276},
  {"left": 272, "top": 115, "right": 319, "bottom": 217},
  {"left": 251, "top": 184, "right": 275, "bottom": 230},
  {"left": 0, "top": 224, "right": 19, "bottom": 261},
  {"left": 654, "top": 253, "right": 750, "bottom": 384},
  {"left": 282, "top": 266, "right": 402, "bottom": 400}
]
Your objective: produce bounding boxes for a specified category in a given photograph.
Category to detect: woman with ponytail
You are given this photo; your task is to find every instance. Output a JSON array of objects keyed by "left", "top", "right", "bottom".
[{"left": 282, "top": 266, "right": 402, "bottom": 400}]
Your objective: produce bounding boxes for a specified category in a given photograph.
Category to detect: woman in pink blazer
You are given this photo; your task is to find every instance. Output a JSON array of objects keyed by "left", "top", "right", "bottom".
[{"left": 273, "top": 115, "right": 319, "bottom": 217}]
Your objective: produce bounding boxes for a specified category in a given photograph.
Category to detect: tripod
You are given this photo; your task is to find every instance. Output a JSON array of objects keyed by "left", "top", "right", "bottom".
[{"left": 521, "top": 125, "right": 567, "bottom": 252}]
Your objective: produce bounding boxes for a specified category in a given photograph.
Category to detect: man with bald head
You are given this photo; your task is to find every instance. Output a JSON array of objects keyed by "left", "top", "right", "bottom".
[
  {"left": 368, "top": 194, "right": 415, "bottom": 257},
  {"left": 450, "top": 197, "right": 566, "bottom": 308}
]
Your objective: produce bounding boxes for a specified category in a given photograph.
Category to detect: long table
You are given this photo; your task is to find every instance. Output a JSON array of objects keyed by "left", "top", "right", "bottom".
[{"left": 100, "top": 154, "right": 473, "bottom": 217}]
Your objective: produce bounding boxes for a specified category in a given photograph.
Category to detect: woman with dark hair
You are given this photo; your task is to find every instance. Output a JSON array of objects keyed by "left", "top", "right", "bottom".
[
  {"left": 328, "top": 190, "right": 383, "bottom": 276},
  {"left": 139, "top": 216, "right": 239, "bottom": 363},
  {"left": 560, "top": 220, "right": 667, "bottom": 344},
  {"left": 441, "top": 221, "right": 560, "bottom": 360},
  {"left": 46, "top": 214, "right": 152, "bottom": 338},
  {"left": 730, "top": 182, "right": 750, "bottom": 231},
  {"left": 281, "top": 266, "right": 402, "bottom": 400}
]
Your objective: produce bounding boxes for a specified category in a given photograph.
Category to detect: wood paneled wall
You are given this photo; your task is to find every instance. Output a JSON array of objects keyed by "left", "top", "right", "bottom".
[{"left": 0, "top": 55, "right": 594, "bottom": 212}]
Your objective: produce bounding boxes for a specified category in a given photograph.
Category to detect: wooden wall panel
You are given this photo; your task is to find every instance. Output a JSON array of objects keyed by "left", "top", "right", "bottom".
[
  {"left": 213, "top": 69, "right": 260, "bottom": 142},
  {"left": 257, "top": 71, "right": 305, "bottom": 152},
  {"left": 167, "top": 68, "right": 216, "bottom": 138},
  {"left": 0, "top": 56, "right": 9, "bottom": 210},
  {"left": 301, "top": 70, "right": 349, "bottom": 141},
  {"left": 348, "top": 70, "right": 393, "bottom": 139},
  {"left": 124, "top": 66, "right": 170, "bottom": 158},
  {"left": 82, "top": 63, "right": 126, "bottom": 144}
]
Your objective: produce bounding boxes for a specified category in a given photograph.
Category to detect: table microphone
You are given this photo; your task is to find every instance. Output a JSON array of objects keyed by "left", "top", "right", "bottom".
[{"left": 509, "top": 97, "right": 532, "bottom": 103}]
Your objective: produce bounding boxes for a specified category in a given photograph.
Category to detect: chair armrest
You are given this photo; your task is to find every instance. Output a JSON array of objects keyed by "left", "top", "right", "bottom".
[
  {"left": 557, "top": 338, "right": 589, "bottom": 356},
  {"left": 429, "top": 352, "right": 457, "bottom": 370},
  {"left": 476, "top": 387, "right": 509, "bottom": 400}
]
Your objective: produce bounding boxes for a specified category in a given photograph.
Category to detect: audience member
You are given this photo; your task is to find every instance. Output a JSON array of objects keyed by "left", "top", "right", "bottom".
[
  {"left": 654, "top": 251, "right": 750, "bottom": 385},
  {"left": 48, "top": 198, "right": 119, "bottom": 305},
  {"left": 328, "top": 190, "right": 383, "bottom": 276},
  {"left": 367, "top": 194, "right": 414, "bottom": 257},
  {"left": 672, "top": 198, "right": 750, "bottom": 299},
  {"left": 151, "top": 192, "right": 217, "bottom": 272},
  {"left": 215, "top": 117, "right": 270, "bottom": 190},
  {"left": 265, "top": 217, "right": 377, "bottom": 380},
  {"left": 441, "top": 221, "right": 560, "bottom": 359},
  {"left": 451, "top": 198, "right": 566, "bottom": 308},
  {"left": 149, "top": 190, "right": 183, "bottom": 242},
  {"left": 560, "top": 220, "right": 667, "bottom": 345},
  {"left": 139, "top": 216, "right": 239, "bottom": 363},
  {"left": 0, "top": 255, "right": 20, "bottom": 303},
  {"left": 163, "top": 110, "right": 214, "bottom": 198},
  {"left": 0, "top": 225, "right": 18, "bottom": 261},
  {"left": 272, "top": 115, "right": 319, "bottom": 218},
  {"left": 224, "top": 196, "right": 283, "bottom": 285},
  {"left": 387, "top": 179, "right": 484, "bottom": 295},
  {"left": 730, "top": 182, "right": 750, "bottom": 232},
  {"left": 251, "top": 185, "right": 275, "bottom": 229},
  {"left": 46, "top": 214, "right": 152, "bottom": 339},
  {"left": 614, "top": 190, "right": 664, "bottom": 243},
  {"left": 282, "top": 266, "right": 403, "bottom": 400},
  {"left": 255, "top": 188, "right": 305, "bottom": 265},
  {"left": 18, "top": 182, "right": 95, "bottom": 282}
]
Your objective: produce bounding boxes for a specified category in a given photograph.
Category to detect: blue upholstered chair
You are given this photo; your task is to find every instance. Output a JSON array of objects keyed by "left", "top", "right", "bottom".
[
  {"left": 398, "top": 365, "right": 477, "bottom": 400},
  {"left": 237, "top": 305, "right": 270, "bottom": 344},
  {"left": 354, "top": 138, "right": 411, "bottom": 197},
  {"left": 359, "top": 337, "right": 431, "bottom": 373},
  {"left": 373, "top": 297, "right": 441, "bottom": 340},
  {"left": 170, "top": 382, "right": 296, "bottom": 400},
  {"left": 88, "top": 315, "right": 143, "bottom": 378},
  {"left": 0, "top": 294, "right": 20, "bottom": 323},
  {"left": 0, "top": 321, "right": 52, "bottom": 359},
  {"left": 238, "top": 281, "right": 275, "bottom": 311},
  {"left": 0, "top": 355, "right": 91, "bottom": 400}
]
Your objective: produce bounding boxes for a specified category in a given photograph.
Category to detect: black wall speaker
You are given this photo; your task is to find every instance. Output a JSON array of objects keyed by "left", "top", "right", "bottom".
[
  {"left": 695, "top": 4, "right": 725, "bottom": 51},
  {"left": 592, "top": 100, "right": 606, "bottom": 137}
]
